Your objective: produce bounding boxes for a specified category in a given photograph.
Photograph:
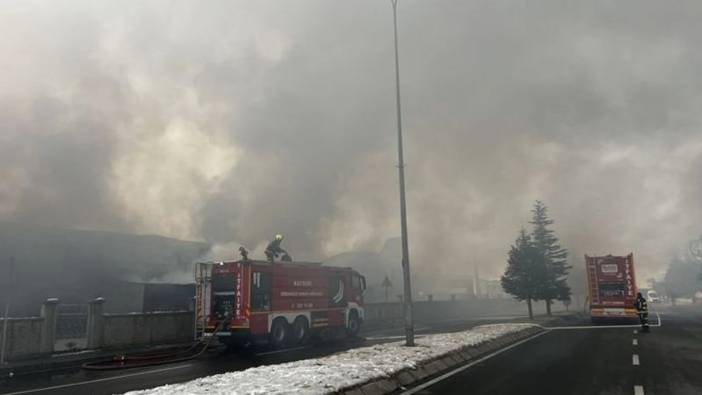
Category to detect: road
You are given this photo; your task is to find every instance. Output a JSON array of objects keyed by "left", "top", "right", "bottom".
[
  {"left": 0, "top": 315, "right": 527, "bottom": 395},
  {"left": 404, "top": 305, "right": 702, "bottom": 395}
]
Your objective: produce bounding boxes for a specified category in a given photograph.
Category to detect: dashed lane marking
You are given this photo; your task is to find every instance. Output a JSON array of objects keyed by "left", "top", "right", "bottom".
[
  {"left": 632, "top": 354, "right": 640, "bottom": 366},
  {"left": 633, "top": 329, "right": 638, "bottom": 334},
  {"left": 634, "top": 385, "right": 645, "bottom": 395},
  {"left": 2, "top": 363, "right": 194, "bottom": 394},
  {"left": 633, "top": 339, "right": 638, "bottom": 346}
]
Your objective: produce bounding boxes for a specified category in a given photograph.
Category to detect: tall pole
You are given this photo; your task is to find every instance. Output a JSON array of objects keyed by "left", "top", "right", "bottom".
[
  {"left": 0, "top": 257, "right": 15, "bottom": 365},
  {"left": 391, "top": 0, "right": 414, "bottom": 346}
]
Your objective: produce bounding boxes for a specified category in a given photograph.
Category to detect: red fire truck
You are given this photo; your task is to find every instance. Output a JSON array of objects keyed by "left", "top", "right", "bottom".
[
  {"left": 585, "top": 253, "right": 638, "bottom": 322},
  {"left": 196, "top": 259, "right": 366, "bottom": 348}
]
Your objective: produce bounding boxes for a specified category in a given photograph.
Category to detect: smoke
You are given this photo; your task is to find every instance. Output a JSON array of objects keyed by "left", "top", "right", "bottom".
[{"left": 2, "top": 0, "right": 702, "bottom": 283}]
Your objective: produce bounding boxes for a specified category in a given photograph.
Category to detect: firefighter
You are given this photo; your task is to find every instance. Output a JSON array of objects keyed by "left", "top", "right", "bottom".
[
  {"left": 238, "top": 246, "right": 249, "bottom": 261},
  {"left": 635, "top": 292, "right": 650, "bottom": 332},
  {"left": 265, "top": 234, "right": 292, "bottom": 262}
]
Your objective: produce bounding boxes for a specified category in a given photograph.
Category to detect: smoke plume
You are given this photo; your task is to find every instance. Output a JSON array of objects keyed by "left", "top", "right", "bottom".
[{"left": 2, "top": 0, "right": 702, "bottom": 283}]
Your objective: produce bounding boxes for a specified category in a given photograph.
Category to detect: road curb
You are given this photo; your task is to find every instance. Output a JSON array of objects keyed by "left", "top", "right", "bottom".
[{"left": 337, "top": 326, "right": 545, "bottom": 395}]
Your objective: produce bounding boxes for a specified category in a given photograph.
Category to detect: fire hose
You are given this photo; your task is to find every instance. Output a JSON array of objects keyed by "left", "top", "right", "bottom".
[{"left": 81, "top": 322, "right": 223, "bottom": 371}]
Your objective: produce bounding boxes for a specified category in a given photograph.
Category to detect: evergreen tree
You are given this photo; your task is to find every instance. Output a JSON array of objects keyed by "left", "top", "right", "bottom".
[
  {"left": 501, "top": 229, "right": 546, "bottom": 319},
  {"left": 530, "top": 200, "right": 571, "bottom": 315}
]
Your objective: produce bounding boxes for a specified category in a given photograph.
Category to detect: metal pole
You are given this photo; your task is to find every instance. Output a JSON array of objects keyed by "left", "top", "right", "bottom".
[
  {"left": 1, "top": 257, "right": 15, "bottom": 365},
  {"left": 391, "top": 0, "right": 414, "bottom": 346},
  {"left": 0, "top": 301, "right": 8, "bottom": 365}
]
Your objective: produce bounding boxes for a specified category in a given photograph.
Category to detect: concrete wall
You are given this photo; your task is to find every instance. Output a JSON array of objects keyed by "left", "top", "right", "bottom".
[
  {"left": 0, "top": 317, "right": 44, "bottom": 359},
  {"left": 100, "top": 311, "right": 194, "bottom": 348},
  {"left": 2, "top": 298, "right": 195, "bottom": 359},
  {"left": 0, "top": 298, "right": 59, "bottom": 361}
]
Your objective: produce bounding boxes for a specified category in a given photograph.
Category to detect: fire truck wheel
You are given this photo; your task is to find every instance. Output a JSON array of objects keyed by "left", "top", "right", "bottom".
[
  {"left": 292, "top": 316, "right": 310, "bottom": 345},
  {"left": 346, "top": 310, "right": 361, "bottom": 337},
  {"left": 270, "top": 318, "right": 291, "bottom": 349}
]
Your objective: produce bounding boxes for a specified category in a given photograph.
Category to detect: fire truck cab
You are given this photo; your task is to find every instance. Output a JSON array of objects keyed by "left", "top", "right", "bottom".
[{"left": 196, "top": 259, "right": 366, "bottom": 349}]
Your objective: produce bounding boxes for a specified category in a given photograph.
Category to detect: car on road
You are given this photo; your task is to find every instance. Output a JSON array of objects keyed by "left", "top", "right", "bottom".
[{"left": 647, "top": 290, "right": 661, "bottom": 303}]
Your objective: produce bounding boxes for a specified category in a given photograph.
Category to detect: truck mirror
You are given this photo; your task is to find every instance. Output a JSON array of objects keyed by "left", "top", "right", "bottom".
[{"left": 361, "top": 276, "right": 367, "bottom": 291}]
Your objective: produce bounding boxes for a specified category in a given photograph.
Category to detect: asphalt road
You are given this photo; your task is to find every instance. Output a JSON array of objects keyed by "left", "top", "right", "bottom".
[
  {"left": 0, "top": 315, "right": 528, "bottom": 395},
  {"left": 404, "top": 305, "right": 702, "bottom": 395}
]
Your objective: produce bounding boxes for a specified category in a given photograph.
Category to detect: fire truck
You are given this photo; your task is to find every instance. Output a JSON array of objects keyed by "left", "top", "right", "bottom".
[
  {"left": 195, "top": 259, "right": 366, "bottom": 348},
  {"left": 585, "top": 253, "right": 638, "bottom": 322}
]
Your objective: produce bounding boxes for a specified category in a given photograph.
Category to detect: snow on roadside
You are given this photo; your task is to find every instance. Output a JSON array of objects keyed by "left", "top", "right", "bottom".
[{"left": 124, "top": 323, "right": 538, "bottom": 395}]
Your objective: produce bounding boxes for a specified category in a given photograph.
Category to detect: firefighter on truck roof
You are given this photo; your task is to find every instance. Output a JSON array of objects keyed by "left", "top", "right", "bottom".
[{"left": 265, "top": 234, "right": 292, "bottom": 262}]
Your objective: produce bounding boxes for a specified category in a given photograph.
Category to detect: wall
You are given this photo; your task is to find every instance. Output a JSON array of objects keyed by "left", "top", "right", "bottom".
[
  {"left": 100, "top": 311, "right": 194, "bottom": 348},
  {"left": 0, "top": 317, "right": 44, "bottom": 359}
]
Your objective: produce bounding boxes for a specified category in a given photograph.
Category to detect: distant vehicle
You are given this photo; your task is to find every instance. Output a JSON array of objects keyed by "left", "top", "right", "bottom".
[
  {"left": 674, "top": 297, "right": 694, "bottom": 305},
  {"left": 585, "top": 254, "right": 638, "bottom": 323},
  {"left": 196, "top": 259, "right": 366, "bottom": 349},
  {"left": 647, "top": 290, "right": 661, "bottom": 303}
]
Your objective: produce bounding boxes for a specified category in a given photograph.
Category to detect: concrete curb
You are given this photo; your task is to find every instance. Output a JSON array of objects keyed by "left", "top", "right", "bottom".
[{"left": 337, "top": 326, "right": 545, "bottom": 395}]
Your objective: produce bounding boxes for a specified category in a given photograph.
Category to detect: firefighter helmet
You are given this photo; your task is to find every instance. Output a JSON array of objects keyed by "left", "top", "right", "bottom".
[{"left": 275, "top": 234, "right": 284, "bottom": 241}]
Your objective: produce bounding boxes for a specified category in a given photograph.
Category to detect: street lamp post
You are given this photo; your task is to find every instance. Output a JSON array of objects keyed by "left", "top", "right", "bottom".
[
  {"left": 390, "top": 0, "right": 415, "bottom": 347},
  {"left": 0, "top": 257, "right": 15, "bottom": 365}
]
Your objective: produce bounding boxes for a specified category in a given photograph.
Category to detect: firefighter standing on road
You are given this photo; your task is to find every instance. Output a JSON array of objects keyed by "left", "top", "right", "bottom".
[{"left": 635, "top": 292, "right": 650, "bottom": 332}]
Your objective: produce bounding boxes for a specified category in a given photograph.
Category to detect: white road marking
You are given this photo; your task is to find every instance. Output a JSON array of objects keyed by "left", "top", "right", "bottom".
[
  {"left": 633, "top": 339, "right": 638, "bottom": 346},
  {"left": 633, "top": 329, "right": 638, "bottom": 334},
  {"left": 632, "top": 354, "right": 640, "bottom": 365},
  {"left": 255, "top": 346, "right": 310, "bottom": 356},
  {"left": 634, "top": 385, "right": 645, "bottom": 395},
  {"left": 400, "top": 330, "right": 549, "bottom": 395},
  {"left": 2, "top": 363, "right": 194, "bottom": 395}
]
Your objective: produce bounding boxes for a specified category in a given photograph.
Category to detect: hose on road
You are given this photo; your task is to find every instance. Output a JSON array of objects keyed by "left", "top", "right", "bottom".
[{"left": 81, "top": 323, "right": 223, "bottom": 371}]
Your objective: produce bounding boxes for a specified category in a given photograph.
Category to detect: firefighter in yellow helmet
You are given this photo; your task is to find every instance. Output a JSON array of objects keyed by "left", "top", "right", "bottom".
[{"left": 265, "top": 234, "right": 292, "bottom": 262}]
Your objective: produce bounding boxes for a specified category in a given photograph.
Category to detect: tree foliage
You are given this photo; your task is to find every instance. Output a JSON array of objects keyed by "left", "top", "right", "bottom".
[
  {"left": 665, "top": 254, "right": 701, "bottom": 299},
  {"left": 530, "top": 200, "right": 571, "bottom": 305},
  {"left": 501, "top": 229, "right": 546, "bottom": 318}
]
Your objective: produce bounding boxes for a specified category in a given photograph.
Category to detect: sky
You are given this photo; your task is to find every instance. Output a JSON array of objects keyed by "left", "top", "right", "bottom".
[{"left": 1, "top": 0, "right": 702, "bottom": 282}]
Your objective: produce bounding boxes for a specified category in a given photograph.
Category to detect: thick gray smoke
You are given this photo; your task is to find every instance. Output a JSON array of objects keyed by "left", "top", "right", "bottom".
[{"left": 2, "top": 0, "right": 702, "bottom": 283}]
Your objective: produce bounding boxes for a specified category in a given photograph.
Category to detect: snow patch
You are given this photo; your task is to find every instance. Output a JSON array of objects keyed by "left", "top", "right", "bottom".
[{"left": 124, "top": 323, "right": 537, "bottom": 395}]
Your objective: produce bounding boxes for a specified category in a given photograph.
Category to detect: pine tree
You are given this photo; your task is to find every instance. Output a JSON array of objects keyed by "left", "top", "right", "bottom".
[
  {"left": 530, "top": 200, "right": 571, "bottom": 315},
  {"left": 501, "top": 229, "right": 546, "bottom": 319}
]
